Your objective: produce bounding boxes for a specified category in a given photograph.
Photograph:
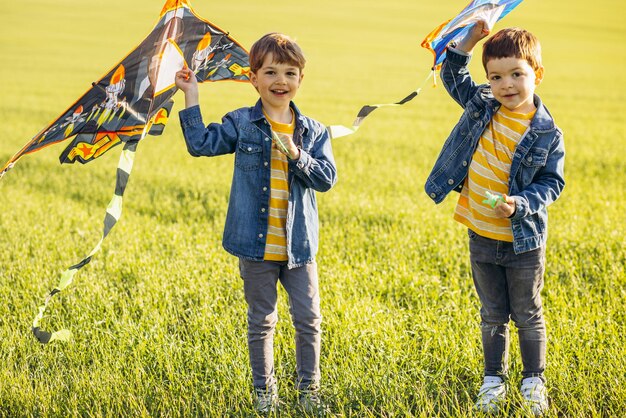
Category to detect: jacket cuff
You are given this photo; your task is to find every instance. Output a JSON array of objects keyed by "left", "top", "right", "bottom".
[
  {"left": 446, "top": 47, "right": 472, "bottom": 67},
  {"left": 179, "top": 105, "right": 204, "bottom": 129},
  {"left": 509, "top": 196, "right": 528, "bottom": 220},
  {"left": 291, "top": 148, "right": 311, "bottom": 173}
]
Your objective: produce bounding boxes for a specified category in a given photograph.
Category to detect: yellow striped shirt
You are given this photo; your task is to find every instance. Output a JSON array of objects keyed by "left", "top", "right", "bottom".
[
  {"left": 454, "top": 106, "right": 535, "bottom": 241},
  {"left": 263, "top": 111, "right": 294, "bottom": 261}
]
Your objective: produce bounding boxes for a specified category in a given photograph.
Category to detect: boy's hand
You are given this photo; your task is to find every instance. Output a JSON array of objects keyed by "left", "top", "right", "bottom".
[
  {"left": 273, "top": 132, "right": 300, "bottom": 160},
  {"left": 494, "top": 194, "right": 516, "bottom": 218},
  {"left": 285, "top": 139, "right": 300, "bottom": 160},
  {"left": 456, "top": 20, "right": 491, "bottom": 54},
  {"left": 175, "top": 67, "right": 199, "bottom": 108}
]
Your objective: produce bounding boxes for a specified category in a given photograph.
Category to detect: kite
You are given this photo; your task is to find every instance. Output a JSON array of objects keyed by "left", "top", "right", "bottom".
[
  {"left": 421, "top": 0, "right": 524, "bottom": 69},
  {"left": 2, "top": 0, "right": 250, "bottom": 343},
  {"left": 327, "top": 0, "right": 525, "bottom": 139}
]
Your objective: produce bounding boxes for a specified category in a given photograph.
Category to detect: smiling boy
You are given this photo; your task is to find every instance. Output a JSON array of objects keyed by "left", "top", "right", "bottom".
[
  {"left": 424, "top": 23, "right": 565, "bottom": 415},
  {"left": 175, "top": 33, "right": 337, "bottom": 414}
]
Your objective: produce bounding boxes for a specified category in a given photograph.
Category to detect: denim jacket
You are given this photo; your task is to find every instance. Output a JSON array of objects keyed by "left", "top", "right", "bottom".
[
  {"left": 424, "top": 48, "right": 565, "bottom": 254},
  {"left": 179, "top": 99, "right": 337, "bottom": 268}
]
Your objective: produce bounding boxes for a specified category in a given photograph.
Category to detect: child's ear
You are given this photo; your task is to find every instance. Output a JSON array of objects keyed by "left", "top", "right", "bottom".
[
  {"left": 250, "top": 71, "right": 258, "bottom": 87},
  {"left": 534, "top": 66, "right": 545, "bottom": 86},
  {"left": 249, "top": 71, "right": 261, "bottom": 92}
]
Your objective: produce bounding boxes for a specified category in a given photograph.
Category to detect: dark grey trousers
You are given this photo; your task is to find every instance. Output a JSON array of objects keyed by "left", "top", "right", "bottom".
[
  {"left": 239, "top": 259, "right": 322, "bottom": 390},
  {"left": 468, "top": 229, "right": 547, "bottom": 381}
]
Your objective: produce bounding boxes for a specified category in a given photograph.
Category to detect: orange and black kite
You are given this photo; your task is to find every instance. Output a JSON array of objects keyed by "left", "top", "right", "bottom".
[{"left": 1, "top": 0, "right": 250, "bottom": 343}]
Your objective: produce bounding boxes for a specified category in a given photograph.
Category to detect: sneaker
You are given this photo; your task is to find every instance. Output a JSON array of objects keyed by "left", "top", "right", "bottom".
[
  {"left": 254, "top": 386, "right": 278, "bottom": 414},
  {"left": 299, "top": 385, "right": 327, "bottom": 416},
  {"left": 521, "top": 377, "right": 548, "bottom": 416},
  {"left": 474, "top": 376, "right": 507, "bottom": 413}
]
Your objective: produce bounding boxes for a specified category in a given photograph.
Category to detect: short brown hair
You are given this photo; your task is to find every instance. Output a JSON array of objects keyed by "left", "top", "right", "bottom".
[
  {"left": 249, "top": 33, "right": 306, "bottom": 73},
  {"left": 482, "top": 28, "right": 542, "bottom": 72}
]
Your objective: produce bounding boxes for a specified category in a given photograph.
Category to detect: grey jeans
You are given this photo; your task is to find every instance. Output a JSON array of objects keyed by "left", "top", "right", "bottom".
[
  {"left": 239, "top": 259, "right": 322, "bottom": 390},
  {"left": 468, "top": 229, "right": 547, "bottom": 381}
]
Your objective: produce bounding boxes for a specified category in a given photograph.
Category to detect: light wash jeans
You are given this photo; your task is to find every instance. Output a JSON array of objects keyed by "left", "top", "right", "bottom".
[
  {"left": 239, "top": 259, "right": 322, "bottom": 391},
  {"left": 468, "top": 229, "right": 547, "bottom": 381}
]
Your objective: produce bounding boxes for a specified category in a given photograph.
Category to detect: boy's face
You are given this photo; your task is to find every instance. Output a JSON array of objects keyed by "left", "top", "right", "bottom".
[
  {"left": 250, "top": 53, "right": 303, "bottom": 114},
  {"left": 485, "top": 57, "right": 544, "bottom": 114}
]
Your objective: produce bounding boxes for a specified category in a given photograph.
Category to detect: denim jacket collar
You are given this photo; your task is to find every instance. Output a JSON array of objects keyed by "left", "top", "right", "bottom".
[
  {"left": 530, "top": 95, "right": 556, "bottom": 133},
  {"left": 250, "top": 99, "right": 311, "bottom": 137}
]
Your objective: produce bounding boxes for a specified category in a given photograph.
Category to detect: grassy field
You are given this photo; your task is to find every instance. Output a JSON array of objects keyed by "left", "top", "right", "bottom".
[{"left": 0, "top": 0, "right": 624, "bottom": 416}]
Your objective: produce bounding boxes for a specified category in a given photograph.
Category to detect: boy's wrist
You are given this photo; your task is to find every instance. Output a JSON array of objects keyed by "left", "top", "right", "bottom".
[
  {"left": 185, "top": 90, "right": 199, "bottom": 108},
  {"left": 456, "top": 38, "right": 478, "bottom": 54}
]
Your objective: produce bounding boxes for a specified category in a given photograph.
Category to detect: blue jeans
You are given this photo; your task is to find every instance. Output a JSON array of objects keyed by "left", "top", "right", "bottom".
[
  {"left": 468, "top": 230, "right": 547, "bottom": 381},
  {"left": 239, "top": 259, "right": 322, "bottom": 391}
]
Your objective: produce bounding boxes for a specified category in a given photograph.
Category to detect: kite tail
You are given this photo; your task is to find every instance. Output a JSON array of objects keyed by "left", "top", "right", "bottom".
[
  {"left": 32, "top": 140, "right": 139, "bottom": 344},
  {"left": 327, "top": 70, "right": 435, "bottom": 139}
]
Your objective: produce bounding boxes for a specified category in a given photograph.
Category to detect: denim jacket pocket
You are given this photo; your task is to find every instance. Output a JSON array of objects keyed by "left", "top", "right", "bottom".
[
  {"left": 518, "top": 148, "right": 548, "bottom": 186},
  {"left": 521, "top": 149, "right": 548, "bottom": 167},
  {"left": 235, "top": 142, "right": 262, "bottom": 171}
]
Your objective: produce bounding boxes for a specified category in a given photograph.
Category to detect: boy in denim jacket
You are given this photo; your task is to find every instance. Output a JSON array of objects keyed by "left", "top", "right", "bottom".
[
  {"left": 425, "top": 22, "right": 564, "bottom": 415},
  {"left": 175, "top": 33, "right": 337, "bottom": 414}
]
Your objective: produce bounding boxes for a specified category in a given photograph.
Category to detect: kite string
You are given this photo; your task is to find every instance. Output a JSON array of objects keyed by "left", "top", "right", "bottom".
[{"left": 327, "top": 69, "right": 435, "bottom": 139}]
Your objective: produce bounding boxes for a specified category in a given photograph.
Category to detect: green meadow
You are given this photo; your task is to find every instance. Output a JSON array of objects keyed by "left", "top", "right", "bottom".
[{"left": 1, "top": 0, "right": 624, "bottom": 416}]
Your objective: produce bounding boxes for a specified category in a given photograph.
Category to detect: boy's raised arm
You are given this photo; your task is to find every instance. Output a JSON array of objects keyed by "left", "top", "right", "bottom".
[{"left": 440, "top": 20, "right": 491, "bottom": 108}]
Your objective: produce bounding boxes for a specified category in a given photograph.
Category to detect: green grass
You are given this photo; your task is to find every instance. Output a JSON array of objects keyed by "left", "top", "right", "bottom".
[{"left": 1, "top": 0, "right": 625, "bottom": 416}]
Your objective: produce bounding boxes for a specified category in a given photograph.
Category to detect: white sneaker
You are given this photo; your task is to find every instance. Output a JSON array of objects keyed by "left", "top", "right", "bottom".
[
  {"left": 521, "top": 377, "right": 548, "bottom": 416},
  {"left": 474, "top": 376, "right": 507, "bottom": 413},
  {"left": 254, "top": 386, "right": 278, "bottom": 414}
]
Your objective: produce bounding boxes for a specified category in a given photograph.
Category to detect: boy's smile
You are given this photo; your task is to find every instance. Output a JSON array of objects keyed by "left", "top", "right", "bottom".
[
  {"left": 486, "top": 57, "right": 544, "bottom": 114},
  {"left": 250, "top": 53, "right": 303, "bottom": 120}
]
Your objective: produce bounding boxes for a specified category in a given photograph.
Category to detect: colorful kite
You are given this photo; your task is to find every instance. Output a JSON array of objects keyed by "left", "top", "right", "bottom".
[
  {"left": 421, "top": 0, "right": 524, "bottom": 69},
  {"left": 328, "top": 0, "right": 524, "bottom": 139},
  {"left": 2, "top": 0, "right": 250, "bottom": 343}
]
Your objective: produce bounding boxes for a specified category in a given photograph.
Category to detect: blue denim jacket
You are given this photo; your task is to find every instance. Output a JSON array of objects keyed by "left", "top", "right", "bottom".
[
  {"left": 425, "top": 48, "right": 565, "bottom": 254},
  {"left": 179, "top": 99, "right": 337, "bottom": 268}
]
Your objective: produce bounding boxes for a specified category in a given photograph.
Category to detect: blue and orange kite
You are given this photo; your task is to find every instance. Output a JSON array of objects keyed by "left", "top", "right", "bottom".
[{"left": 422, "top": 0, "right": 525, "bottom": 69}]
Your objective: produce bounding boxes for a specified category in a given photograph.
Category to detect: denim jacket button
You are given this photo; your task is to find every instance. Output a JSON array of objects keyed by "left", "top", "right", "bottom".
[
  {"left": 462, "top": 161, "right": 467, "bottom": 167},
  {"left": 263, "top": 187, "right": 267, "bottom": 191},
  {"left": 261, "top": 208, "right": 266, "bottom": 212},
  {"left": 265, "top": 137, "right": 270, "bottom": 142},
  {"left": 258, "top": 233, "right": 263, "bottom": 238},
  {"left": 264, "top": 162, "right": 269, "bottom": 166},
  {"left": 447, "top": 179, "right": 454, "bottom": 185},
  {"left": 247, "top": 147, "right": 252, "bottom": 152},
  {"left": 472, "top": 112, "right": 480, "bottom": 118},
  {"left": 430, "top": 193, "right": 436, "bottom": 199}
]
